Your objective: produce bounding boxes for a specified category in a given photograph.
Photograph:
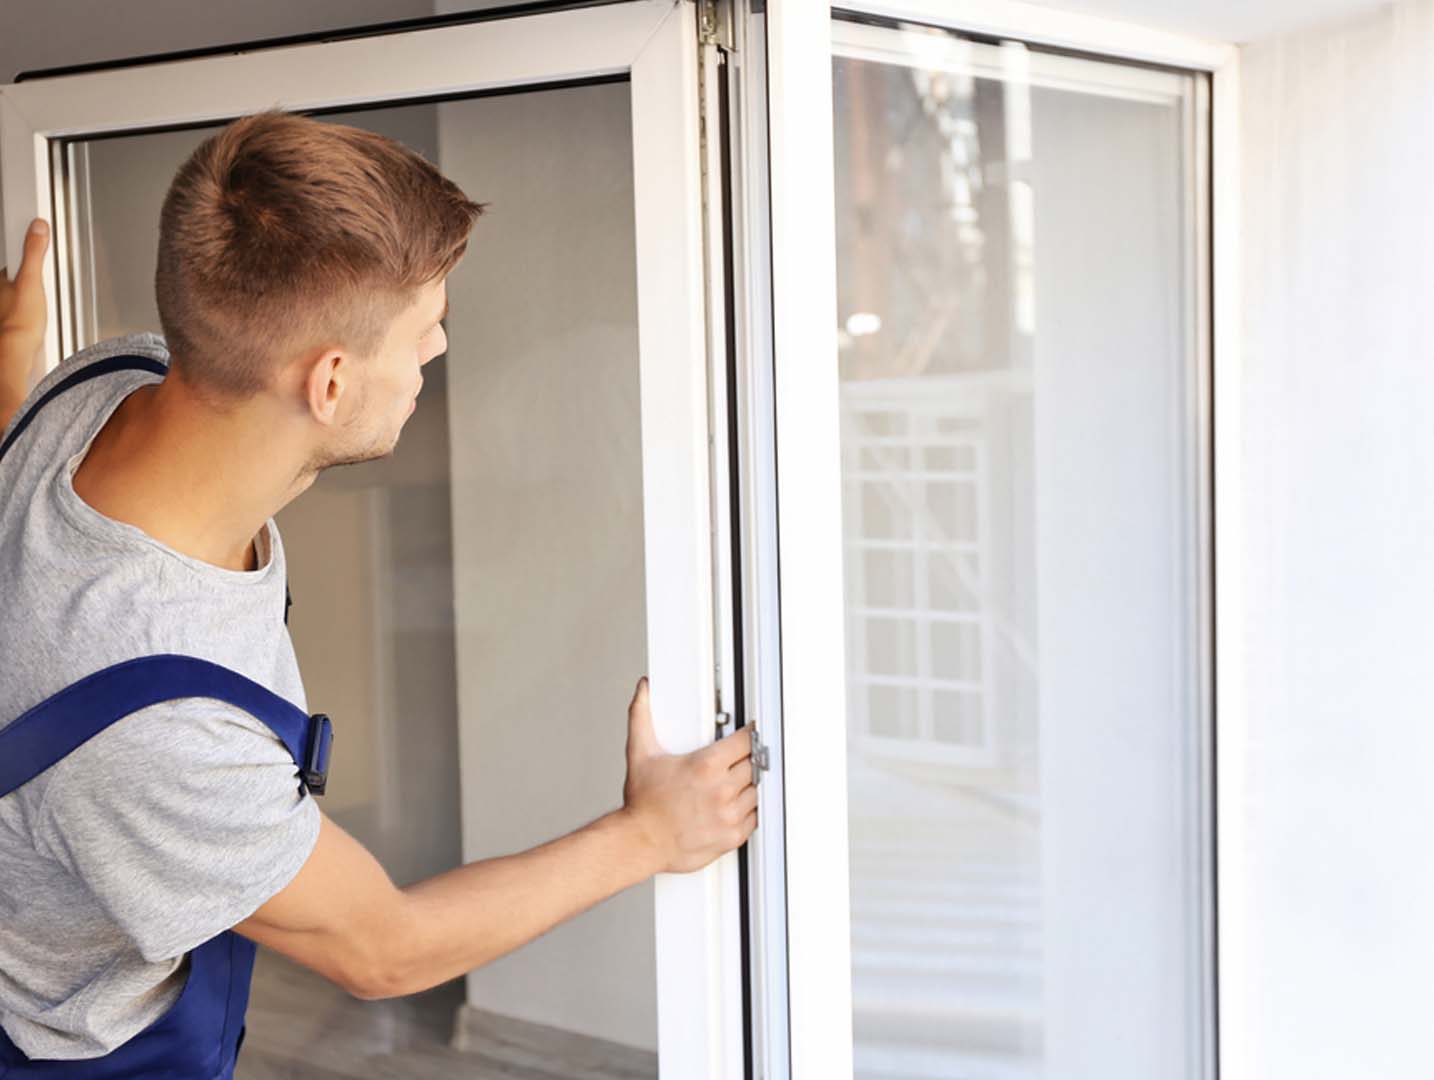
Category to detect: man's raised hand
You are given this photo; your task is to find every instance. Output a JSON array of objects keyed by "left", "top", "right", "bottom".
[{"left": 1, "top": 218, "right": 51, "bottom": 427}]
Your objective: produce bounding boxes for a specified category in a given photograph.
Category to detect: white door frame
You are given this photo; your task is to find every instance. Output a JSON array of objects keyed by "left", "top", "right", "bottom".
[
  {"left": 754, "top": 1, "right": 1239, "bottom": 1077},
  {"left": 0, "top": 3, "right": 747, "bottom": 1076}
]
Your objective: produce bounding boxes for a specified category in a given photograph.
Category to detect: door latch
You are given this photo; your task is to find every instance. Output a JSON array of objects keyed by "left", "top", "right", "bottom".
[
  {"left": 716, "top": 713, "right": 770, "bottom": 784},
  {"left": 750, "top": 727, "right": 769, "bottom": 784}
]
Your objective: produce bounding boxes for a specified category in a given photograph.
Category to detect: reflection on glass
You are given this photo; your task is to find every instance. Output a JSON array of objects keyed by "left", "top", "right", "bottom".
[
  {"left": 834, "top": 21, "right": 1207, "bottom": 1080},
  {"left": 70, "top": 84, "right": 657, "bottom": 1078}
]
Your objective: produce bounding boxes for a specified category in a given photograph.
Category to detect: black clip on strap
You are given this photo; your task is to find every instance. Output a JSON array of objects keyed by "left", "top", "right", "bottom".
[{"left": 304, "top": 714, "right": 333, "bottom": 796}]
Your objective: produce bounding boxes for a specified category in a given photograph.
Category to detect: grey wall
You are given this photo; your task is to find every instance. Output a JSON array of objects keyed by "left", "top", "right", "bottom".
[{"left": 438, "top": 80, "right": 657, "bottom": 1053}]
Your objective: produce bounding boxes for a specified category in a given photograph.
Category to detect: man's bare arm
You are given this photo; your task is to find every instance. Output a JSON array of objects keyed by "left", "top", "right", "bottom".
[
  {"left": 0, "top": 218, "right": 50, "bottom": 430},
  {"left": 235, "top": 677, "right": 758, "bottom": 1000}
]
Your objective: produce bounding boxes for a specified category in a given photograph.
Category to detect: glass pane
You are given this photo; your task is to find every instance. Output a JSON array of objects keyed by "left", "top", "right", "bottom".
[
  {"left": 834, "top": 20, "right": 1208, "bottom": 1079},
  {"left": 69, "top": 84, "right": 658, "bottom": 1078}
]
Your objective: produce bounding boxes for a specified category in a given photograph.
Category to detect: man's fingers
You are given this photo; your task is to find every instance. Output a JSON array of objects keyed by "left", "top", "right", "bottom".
[
  {"left": 16, "top": 219, "right": 49, "bottom": 284},
  {"left": 706, "top": 725, "right": 751, "bottom": 769},
  {"left": 724, "top": 753, "right": 758, "bottom": 795},
  {"left": 628, "top": 674, "right": 648, "bottom": 708},
  {"left": 626, "top": 675, "right": 662, "bottom": 760},
  {"left": 732, "top": 783, "right": 758, "bottom": 819}
]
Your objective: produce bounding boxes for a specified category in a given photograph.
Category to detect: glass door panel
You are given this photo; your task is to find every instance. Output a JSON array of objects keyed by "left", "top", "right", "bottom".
[
  {"left": 62, "top": 82, "right": 658, "bottom": 1080},
  {"left": 830, "top": 18, "right": 1211, "bottom": 1080}
]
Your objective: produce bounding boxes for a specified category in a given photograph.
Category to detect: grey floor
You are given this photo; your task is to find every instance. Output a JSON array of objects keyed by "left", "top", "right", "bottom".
[{"left": 236, "top": 948, "right": 657, "bottom": 1080}]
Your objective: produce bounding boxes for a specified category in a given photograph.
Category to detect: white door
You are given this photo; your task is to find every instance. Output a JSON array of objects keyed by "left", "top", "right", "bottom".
[
  {"left": 736, "top": 2, "right": 1236, "bottom": 1078},
  {"left": 1, "top": 3, "right": 746, "bottom": 1076}
]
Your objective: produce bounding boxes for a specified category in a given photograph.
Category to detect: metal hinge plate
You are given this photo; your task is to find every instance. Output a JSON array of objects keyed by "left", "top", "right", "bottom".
[{"left": 695, "top": 0, "right": 734, "bottom": 51}]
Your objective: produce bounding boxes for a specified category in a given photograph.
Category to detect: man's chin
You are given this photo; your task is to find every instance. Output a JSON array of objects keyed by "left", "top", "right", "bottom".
[{"left": 317, "top": 437, "right": 399, "bottom": 472}]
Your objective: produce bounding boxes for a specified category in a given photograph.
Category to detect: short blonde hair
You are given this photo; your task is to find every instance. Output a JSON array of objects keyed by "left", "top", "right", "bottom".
[{"left": 155, "top": 109, "right": 484, "bottom": 397}]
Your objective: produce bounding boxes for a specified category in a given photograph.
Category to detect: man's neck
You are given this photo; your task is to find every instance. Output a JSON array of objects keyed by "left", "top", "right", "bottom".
[{"left": 71, "top": 375, "right": 312, "bottom": 573}]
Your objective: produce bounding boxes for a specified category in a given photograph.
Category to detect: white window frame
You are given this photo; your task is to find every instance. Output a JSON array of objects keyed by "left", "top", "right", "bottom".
[
  {"left": 748, "top": 1, "right": 1241, "bottom": 1077},
  {"left": 0, "top": 3, "right": 750, "bottom": 1077}
]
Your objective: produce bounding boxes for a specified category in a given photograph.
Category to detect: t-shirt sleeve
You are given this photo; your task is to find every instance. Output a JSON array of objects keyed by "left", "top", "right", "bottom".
[{"left": 32, "top": 697, "right": 322, "bottom": 963}]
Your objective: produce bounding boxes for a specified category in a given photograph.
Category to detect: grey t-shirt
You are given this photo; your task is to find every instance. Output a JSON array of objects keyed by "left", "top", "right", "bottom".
[{"left": 0, "top": 332, "right": 321, "bottom": 1060}]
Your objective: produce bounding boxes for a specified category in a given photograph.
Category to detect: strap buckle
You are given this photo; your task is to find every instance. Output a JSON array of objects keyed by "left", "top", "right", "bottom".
[{"left": 303, "top": 713, "right": 333, "bottom": 796}]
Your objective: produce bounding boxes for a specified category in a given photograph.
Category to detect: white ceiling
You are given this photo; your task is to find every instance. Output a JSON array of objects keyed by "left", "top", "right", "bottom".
[{"left": 1028, "top": 0, "right": 1391, "bottom": 44}]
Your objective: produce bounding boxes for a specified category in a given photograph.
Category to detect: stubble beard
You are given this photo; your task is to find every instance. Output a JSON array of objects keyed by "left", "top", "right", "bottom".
[{"left": 302, "top": 387, "right": 400, "bottom": 478}]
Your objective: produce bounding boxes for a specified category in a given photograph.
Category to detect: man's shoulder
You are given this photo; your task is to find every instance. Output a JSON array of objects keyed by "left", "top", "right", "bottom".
[
  {"left": 2, "top": 332, "right": 170, "bottom": 450},
  {"left": 41, "top": 332, "right": 170, "bottom": 392},
  {"left": 66, "top": 331, "right": 169, "bottom": 370}
]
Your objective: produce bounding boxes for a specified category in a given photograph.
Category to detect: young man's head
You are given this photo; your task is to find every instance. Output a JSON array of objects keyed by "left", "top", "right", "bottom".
[{"left": 155, "top": 109, "right": 483, "bottom": 473}]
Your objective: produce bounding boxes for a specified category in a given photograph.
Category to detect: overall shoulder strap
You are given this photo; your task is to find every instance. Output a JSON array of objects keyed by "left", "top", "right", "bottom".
[
  {"left": 0, "top": 655, "right": 332, "bottom": 800},
  {"left": 0, "top": 353, "right": 168, "bottom": 465}
]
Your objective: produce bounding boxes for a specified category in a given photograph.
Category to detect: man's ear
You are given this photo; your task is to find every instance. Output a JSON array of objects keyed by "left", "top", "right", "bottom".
[{"left": 302, "top": 347, "right": 348, "bottom": 425}]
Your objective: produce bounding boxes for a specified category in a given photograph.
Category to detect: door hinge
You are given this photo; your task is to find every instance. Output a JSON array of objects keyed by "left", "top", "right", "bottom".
[{"left": 695, "top": 0, "right": 734, "bottom": 52}]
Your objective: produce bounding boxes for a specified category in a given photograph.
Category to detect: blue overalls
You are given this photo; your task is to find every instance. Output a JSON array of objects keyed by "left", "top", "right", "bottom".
[{"left": 0, "top": 357, "right": 333, "bottom": 1078}]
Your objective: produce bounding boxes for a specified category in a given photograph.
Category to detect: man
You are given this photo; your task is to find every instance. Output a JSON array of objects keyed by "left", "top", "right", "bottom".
[{"left": 0, "top": 110, "right": 756, "bottom": 1075}]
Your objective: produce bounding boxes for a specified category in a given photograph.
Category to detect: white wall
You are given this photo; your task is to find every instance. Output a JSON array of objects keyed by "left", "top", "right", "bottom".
[{"left": 1236, "top": 3, "right": 1434, "bottom": 1076}]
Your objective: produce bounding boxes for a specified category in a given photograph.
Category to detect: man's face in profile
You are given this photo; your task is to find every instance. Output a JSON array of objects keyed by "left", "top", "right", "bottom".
[{"left": 313, "top": 277, "right": 449, "bottom": 471}]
